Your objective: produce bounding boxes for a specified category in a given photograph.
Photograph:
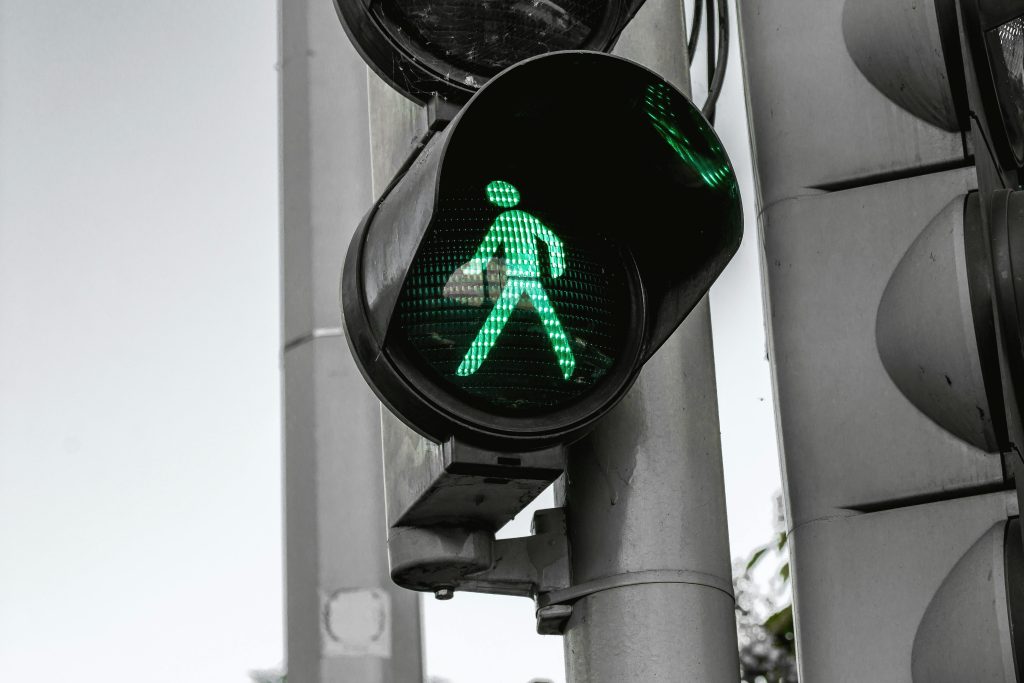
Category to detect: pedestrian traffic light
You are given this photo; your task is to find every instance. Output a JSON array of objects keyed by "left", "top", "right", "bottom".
[{"left": 342, "top": 50, "right": 741, "bottom": 453}]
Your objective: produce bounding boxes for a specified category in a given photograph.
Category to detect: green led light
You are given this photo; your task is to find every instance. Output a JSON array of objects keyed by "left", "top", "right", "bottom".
[
  {"left": 643, "top": 83, "right": 730, "bottom": 188},
  {"left": 394, "top": 178, "right": 630, "bottom": 414},
  {"left": 484, "top": 179, "right": 521, "bottom": 208},
  {"left": 457, "top": 181, "right": 575, "bottom": 380}
]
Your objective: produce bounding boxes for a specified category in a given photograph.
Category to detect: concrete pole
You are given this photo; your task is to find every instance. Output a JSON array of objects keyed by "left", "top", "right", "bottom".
[
  {"left": 280, "top": 0, "right": 423, "bottom": 681},
  {"left": 560, "top": 1, "right": 740, "bottom": 679}
]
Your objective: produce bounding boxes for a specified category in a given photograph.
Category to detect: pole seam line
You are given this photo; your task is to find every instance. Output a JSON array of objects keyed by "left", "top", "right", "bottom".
[
  {"left": 537, "top": 569, "right": 734, "bottom": 608},
  {"left": 283, "top": 327, "right": 344, "bottom": 352}
]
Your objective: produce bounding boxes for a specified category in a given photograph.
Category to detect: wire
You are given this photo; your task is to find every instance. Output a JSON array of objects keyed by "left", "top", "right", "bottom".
[
  {"left": 700, "top": 0, "right": 730, "bottom": 123},
  {"left": 705, "top": 0, "right": 715, "bottom": 109},
  {"left": 687, "top": 0, "right": 703, "bottom": 63},
  {"left": 683, "top": 0, "right": 730, "bottom": 124}
]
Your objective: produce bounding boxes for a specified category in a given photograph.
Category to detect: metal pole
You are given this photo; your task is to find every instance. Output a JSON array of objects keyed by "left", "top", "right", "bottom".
[
  {"left": 280, "top": 0, "right": 423, "bottom": 680},
  {"left": 560, "top": 1, "right": 740, "bottom": 678}
]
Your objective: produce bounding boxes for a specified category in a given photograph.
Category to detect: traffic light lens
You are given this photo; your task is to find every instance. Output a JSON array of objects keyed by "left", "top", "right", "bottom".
[
  {"left": 988, "top": 15, "right": 1024, "bottom": 162},
  {"left": 380, "top": 0, "right": 607, "bottom": 76},
  {"left": 392, "top": 181, "right": 633, "bottom": 415}
]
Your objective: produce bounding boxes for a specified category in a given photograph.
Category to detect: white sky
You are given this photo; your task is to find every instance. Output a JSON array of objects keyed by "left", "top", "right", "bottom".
[{"left": 0, "top": 1, "right": 779, "bottom": 682}]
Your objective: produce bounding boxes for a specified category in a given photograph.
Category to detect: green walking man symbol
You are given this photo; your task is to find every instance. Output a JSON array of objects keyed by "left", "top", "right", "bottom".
[{"left": 455, "top": 180, "right": 576, "bottom": 380}]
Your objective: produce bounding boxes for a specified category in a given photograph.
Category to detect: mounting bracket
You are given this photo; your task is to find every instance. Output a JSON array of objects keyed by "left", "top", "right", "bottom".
[{"left": 387, "top": 507, "right": 573, "bottom": 634}]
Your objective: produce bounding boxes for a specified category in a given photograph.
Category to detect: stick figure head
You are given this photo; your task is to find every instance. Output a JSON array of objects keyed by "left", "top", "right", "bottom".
[{"left": 485, "top": 180, "right": 521, "bottom": 208}]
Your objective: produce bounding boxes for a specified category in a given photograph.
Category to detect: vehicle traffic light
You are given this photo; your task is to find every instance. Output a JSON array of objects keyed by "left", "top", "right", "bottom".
[
  {"left": 845, "top": 0, "right": 1024, "bottom": 462},
  {"left": 739, "top": 0, "right": 1023, "bottom": 678},
  {"left": 342, "top": 51, "right": 741, "bottom": 458},
  {"left": 846, "top": 0, "right": 1024, "bottom": 485}
]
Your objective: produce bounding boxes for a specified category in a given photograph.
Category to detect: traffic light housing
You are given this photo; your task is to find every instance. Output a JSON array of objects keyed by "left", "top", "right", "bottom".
[
  {"left": 956, "top": 0, "right": 1024, "bottom": 175},
  {"left": 844, "top": 2, "right": 1024, "bottom": 454},
  {"left": 739, "top": 0, "right": 1024, "bottom": 678},
  {"left": 844, "top": 0, "right": 1024, "bottom": 466},
  {"left": 342, "top": 51, "right": 741, "bottom": 454},
  {"left": 332, "top": 0, "right": 654, "bottom": 103}
]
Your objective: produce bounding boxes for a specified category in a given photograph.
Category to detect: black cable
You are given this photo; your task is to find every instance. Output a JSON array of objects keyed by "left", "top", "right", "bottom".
[
  {"left": 701, "top": 0, "right": 730, "bottom": 124},
  {"left": 705, "top": 0, "right": 716, "bottom": 112},
  {"left": 687, "top": 0, "right": 703, "bottom": 64}
]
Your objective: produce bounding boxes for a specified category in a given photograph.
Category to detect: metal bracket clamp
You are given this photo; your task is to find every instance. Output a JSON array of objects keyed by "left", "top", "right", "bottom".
[
  {"left": 387, "top": 507, "right": 571, "bottom": 601},
  {"left": 538, "top": 568, "right": 735, "bottom": 607},
  {"left": 533, "top": 569, "right": 736, "bottom": 636},
  {"left": 386, "top": 505, "right": 738, "bottom": 636}
]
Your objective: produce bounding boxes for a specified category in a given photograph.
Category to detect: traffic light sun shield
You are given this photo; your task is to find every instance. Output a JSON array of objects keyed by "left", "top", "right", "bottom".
[
  {"left": 876, "top": 193, "right": 1007, "bottom": 453},
  {"left": 842, "top": 0, "right": 964, "bottom": 133},
  {"left": 911, "top": 518, "right": 1023, "bottom": 682},
  {"left": 343, "top": 52, "right": 741, "bottom": 448}
]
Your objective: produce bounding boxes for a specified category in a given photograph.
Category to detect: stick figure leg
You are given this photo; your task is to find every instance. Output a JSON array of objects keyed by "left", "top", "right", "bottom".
[
  {"left": 523, "top": 279, "right": 576, "bottom": 380},
  {"left": 456, "top": 279, "right": 526, "bottom": 377}
]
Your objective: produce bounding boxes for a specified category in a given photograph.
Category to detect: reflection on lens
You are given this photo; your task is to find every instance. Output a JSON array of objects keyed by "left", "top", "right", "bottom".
[
  {"left": 381, "top": 0, "right": 607, "bottom": 76},
  {"left": 988, "top": 15, "right": 1024, "bottom": 161},
  {"left": 643, "top": 83, "right": 731, "bottom": 188}
]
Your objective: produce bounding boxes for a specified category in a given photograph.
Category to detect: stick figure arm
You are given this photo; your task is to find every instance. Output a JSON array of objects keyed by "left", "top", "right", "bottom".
[
  {"left": 535, "top": 223, "right": 566, "bottom": 279},
  {"left": 462, "top": 225, "right": 502, "bottom": 276}
]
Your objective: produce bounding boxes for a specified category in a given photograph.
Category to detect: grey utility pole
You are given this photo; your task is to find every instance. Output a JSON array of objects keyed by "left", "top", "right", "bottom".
[
  {"left": 558, "top": 0, "right": 740, "bottom": 680},
  {"left": 280, "top": 0, "right": 423, "bottom": 681}
]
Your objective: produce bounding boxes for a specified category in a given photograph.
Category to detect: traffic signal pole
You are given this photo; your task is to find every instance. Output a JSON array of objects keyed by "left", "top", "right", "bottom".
[
  {"left": 559, "top": 1, "right": 740, "bottom": 680},
  {"left": 560, "top": 304, "right": 738, "bottom": 681},
  {"left": 280, "top": 0, "right": 423, "bottom": 680}
]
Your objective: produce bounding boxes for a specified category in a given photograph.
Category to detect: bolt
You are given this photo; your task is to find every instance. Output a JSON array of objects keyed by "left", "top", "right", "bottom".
[{"left": 434, "top": 587, "right": 455, "bottom": 601}]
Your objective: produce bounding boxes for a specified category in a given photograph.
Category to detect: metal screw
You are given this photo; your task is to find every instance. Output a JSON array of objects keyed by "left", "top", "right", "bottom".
[{"left": 434, "top": 587, "right": 455, "bottom": 600}]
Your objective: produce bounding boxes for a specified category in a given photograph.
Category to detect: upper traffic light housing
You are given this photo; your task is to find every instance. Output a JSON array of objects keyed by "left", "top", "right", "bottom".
[
  {"left": 839, "top": 0, "right": 1024, "bottom": 456},
  {"left": 342, "top": 51, "right": 741, "bottom": 451},
  {"left": 332, "top": 0, "right": 653, "bottom": 103},
  {"left": 957, "top": 0, "right": 1024, "bottom": 172},
  {"left": 843, "top": 0, "right": 1024, "bottom": 182}
]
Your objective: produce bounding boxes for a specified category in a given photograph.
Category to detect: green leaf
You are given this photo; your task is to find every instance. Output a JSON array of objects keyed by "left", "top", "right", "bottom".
[
  {"left": 763, "top": 605, "right": 796, "bottom": 652},
  {"left": 763, "top": 606, "right": 793, "bottom": 635},
  {"left": 776, "top": 531, "right": 788, "bottom": 551},
  {"left": 780, "top": 562, "right": 790, "bottom": 582},
  {"left": 745, "top": 545, "right": 770, "bottom": 572}
]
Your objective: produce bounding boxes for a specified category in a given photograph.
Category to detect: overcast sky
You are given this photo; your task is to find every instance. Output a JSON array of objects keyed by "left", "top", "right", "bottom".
[{"left": 0, "top": 1, "right": 778, "bottom": 682}]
